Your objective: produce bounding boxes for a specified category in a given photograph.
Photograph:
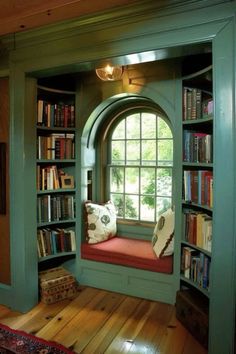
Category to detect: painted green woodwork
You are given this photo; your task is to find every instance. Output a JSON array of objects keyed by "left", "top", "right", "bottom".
[
  {"left": 9, "top": 72, "right": 38, "bottom": 311},
  {"left": 78, "top": 259, "right": 175, "bottom": 304},
  {"left": 0, "top": 1, "right": 235, "bottom": 353},
  {"left": 209, "top": 19, "right": 235, "bottom": 354}
]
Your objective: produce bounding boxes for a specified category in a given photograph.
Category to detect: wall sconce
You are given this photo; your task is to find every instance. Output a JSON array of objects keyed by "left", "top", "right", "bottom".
[{"left": 95, "top": 65, "right": 123, "bottom": 81}]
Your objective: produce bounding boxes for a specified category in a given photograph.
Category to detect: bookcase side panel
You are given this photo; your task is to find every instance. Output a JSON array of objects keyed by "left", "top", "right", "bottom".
[
  {"left": 209, "top": 19, "right": 236, "bottom": 354},
  {"left": 0, "top": 77, "right": 10, "bottom": 285}
]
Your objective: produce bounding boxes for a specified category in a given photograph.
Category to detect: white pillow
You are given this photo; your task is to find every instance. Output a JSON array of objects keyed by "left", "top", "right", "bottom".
[
  {"left": 85, "top": 201, "right": 117, "bottom": 244},
  {"left": 152, "top": 208, "right": 175, "bottom": 258}
]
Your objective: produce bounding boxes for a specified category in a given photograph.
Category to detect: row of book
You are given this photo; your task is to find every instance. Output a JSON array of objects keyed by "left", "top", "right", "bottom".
[
  {"left": 37, "top": 100, "right": 75, "bottom": 128},
  {"left": 37, "top": 228, "right": 76, "bottom": 258},
  {"left": 37, "top": 194, "right": 75, "bottom": 224},
  {"left": 36, "top": 166, "right": 72, "bottom": 191},
  {"left": 37, "top": 133, "right": 75, "bottom": 160},
  {"left": 183, "top": 170, "right": 213, "bottom": 208},
  {"left": 183, "top": 130, "right": 213, "bottom": 163},
  {"left": 183, "top": 210, "right": 212, "bottom": 252},
  {"left": 183, "top": 87, "right": 213, "bottom": 121},
  {"left": 181, "top": 246, "right": 210, "bottom": 290}
]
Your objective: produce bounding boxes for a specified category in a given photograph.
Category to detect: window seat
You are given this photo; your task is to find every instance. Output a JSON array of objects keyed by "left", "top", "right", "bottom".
[{"left": 81, "top": 236, "right": 173, "bottom": 274}]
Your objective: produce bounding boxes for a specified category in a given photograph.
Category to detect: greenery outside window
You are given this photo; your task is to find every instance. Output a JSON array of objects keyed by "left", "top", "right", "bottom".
[{"left": 108, "top": 109, "right": 173, "bottom": 223}]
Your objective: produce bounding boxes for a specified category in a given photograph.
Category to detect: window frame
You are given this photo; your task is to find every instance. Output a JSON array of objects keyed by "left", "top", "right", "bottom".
[{"left": 104, "top": 105, "right": 173, "bottom": 225}]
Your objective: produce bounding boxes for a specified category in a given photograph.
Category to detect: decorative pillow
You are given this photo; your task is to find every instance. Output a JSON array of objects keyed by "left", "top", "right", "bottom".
[
  {"left": 85, "top": 201, "right": 117, "bottom": 244},
  {"left": 152, "top": 208, "right": 175, "bottom": 258}
]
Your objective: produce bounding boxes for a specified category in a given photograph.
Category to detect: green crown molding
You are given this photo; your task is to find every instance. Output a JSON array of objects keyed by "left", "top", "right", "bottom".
[{"left": 0, "top": 0, "right": 231, "bottom": 52}]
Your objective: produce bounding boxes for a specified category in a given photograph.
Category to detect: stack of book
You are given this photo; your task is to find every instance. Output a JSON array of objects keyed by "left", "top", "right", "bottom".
[
  {"left": 37, "top": 194, "right": 75, "bottom": 223},
  {"left": 183, "top": 210, "right": 212, "bottom": 252},
  {"left": 183, "top": 130, "right": 213, "bottom": 163},
  {"left": 183, "top": 170, "right": 213, "bottom": 208},
  {"left": 37, "top": 100, "right": 75, "bottom": 128},
  {"left": 183, "top": 87, "right": 213, "bottom": 120},
  {"left": 37, "top": 133, "right": 75, "bottom": 160},
  {"left": 37, "top": 228, "right": 76, "bottom": 257},
  {"left": 181, "top": 246, "right": 210, "bottom": 290}
]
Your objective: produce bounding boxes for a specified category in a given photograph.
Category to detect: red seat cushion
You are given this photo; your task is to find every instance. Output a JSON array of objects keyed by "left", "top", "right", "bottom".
[{"left": 81, "top": 237, "right": 173, "bottom": 274}]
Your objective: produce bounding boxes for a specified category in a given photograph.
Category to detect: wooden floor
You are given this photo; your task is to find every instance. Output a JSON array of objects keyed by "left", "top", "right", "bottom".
[{"left": 0, "top": 286, "right": 207, "bottom": 354}]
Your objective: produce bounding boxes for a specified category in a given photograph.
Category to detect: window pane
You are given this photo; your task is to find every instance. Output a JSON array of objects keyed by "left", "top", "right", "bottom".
[
  {"left": 158, "top": 140, "right": 173, "bottom": 166},
  {"left": 112, "top": 120, "right": 125, "bottom": 139},
  {"left": 156, "top": 197, "right": 172, "bottom": 217},
  {"left": 156, "top": 168, "right": 172, "bottom": 196},
  {"left": 111, "top": 194, "right": 124, "bottom": 217},
  {"left": 140, "top": 196, "right": 155, "bottom": 221},
  {"left": 125, "top": 195, "right": 139, "bottom": 219},
  {"left": 110, "top": 167, "right": 124, "bottom": 193},
  {"left": 126, "top": 140, "right": 140, "bottom": 164},
  {"left": 141, "top": 167, "right": 155, "bottom": 195},
  {"left": 142, "top": 140, "right": 156, "bottom": 165},
  {"left": 141, "top": 113, "right": 156, "bottom": 138},
  {"left": 126, "top": 114, "right": 140, "bottom": 139},
  {"left": 125, "top": 167, "right": 139, "bottom": 194},
  {"left": 158, "top": 118, "right": 172, "bottom": 138},
  {"left": 111, "top": 140, "right": 125, "bottom": 164}
]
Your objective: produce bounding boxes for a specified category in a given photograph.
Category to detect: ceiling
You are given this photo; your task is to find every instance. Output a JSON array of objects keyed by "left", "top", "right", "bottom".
[{"left": 0, "top": 0, "right": 141, "bottom": 37}]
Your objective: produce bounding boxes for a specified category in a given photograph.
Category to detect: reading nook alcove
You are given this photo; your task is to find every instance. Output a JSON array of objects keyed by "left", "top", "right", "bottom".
[
  {"left": 0, "top": 2, "right": 235, "bottom": 353},
  {"left": 78, "top": 91, "right": 176, "bottom": 303}
]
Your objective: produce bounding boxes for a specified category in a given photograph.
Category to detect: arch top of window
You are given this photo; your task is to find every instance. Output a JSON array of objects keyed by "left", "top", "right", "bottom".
[
  {"left": 82, "top": 94, "right": 172, "bottom": 149},
  {"left": 110, "top": 110, "right": 172, "bottom": 142}
]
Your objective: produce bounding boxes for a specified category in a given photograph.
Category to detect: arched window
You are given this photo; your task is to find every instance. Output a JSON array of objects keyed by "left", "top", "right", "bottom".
[{"left": 107, "top": 107, "right": 173, "bottom": 223}]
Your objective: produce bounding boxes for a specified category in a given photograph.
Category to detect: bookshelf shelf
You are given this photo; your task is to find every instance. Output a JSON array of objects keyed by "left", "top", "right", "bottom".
[
  {"left": 37, "top": 159, "right": 75, "bottom": 164},
  {"left": 181, "top": 240, "right": 211, "bottom": 257},
  {"left": 182, "top": 162, "right": 213, "bottom": 168},
  {"left": 37, "top": 85, "right": 76, "bottom": 95},
  {"left": 182, "top": 200, "right": 212, "bottom": 212},
  {"left": 183, "top": 116, "right": 213, "bottom": 125},
  {"left": 180, "top": 275, "right": 210, "bottom": 298},
  {"left": 37, "top": 126, "right": 76, "bottom": 132},
  {"left": 38, "top": 251, "right": 76, "bottom": 263},
  {"left": 37, "top": 219, "right": 76, "bottom": 228},
  {"left": 37, "top": 188, "right": 76, "bottom": 195},
  {"left": 36, "top": 84, "right": 77, "bottom": 264}
]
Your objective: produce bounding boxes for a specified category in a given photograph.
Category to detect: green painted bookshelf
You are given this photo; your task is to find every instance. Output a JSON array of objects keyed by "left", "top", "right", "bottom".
[
  {"left": 36, "top": 85, "right": 77, "bottom": 262},
  {"left": 179, "top": 64, "right": 214, "bottom": 347}
]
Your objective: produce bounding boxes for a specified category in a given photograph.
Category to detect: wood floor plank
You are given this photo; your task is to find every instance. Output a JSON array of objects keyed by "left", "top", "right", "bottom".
[
  {"left": 0, "top": 306, "right": 21, "bottom": 320},
  {"left": 105, "top": 299, "right": 163, "bottom": 353},
  {"left": 81, "top": 296, "right": 142, "bottom": 354},
  {"left": 0, "top": 297, "right": 72, "bottom": 331},
  {"left": 54, "top": 290, "right": 126, "bottom": 352},
  {"left": 0, "top": 302, "right": 48, "bottom": 329},
  {"left": 36, "top": 287, "right": 105, "bottom": 340},
  {"left": 124, "top": 302, "right": 174, "bottom": 354},
  {"left": 158, "top": 309, "right": 188, "bottom": 354}
]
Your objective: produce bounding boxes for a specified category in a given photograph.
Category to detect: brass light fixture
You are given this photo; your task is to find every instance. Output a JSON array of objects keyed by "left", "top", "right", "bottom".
[{"left": 96, "top": 64, "right": 123, "bottom": 81}]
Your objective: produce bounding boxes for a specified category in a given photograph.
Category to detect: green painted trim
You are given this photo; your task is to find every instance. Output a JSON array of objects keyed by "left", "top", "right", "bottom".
[
  {"left": 5, "top": 3, "right": 233, "bottom": 73},
  {"left": 208, "top": 19, "right": 236, "bottom": 354},
  {"left": 78, "top": 258, "right": 176, "bottom": 304},
  {"left": 9, "top": 71, "right": 39, "bottom": 311},
  {"left": 2, "top": 1, "right": 231, "bottom": 49}
]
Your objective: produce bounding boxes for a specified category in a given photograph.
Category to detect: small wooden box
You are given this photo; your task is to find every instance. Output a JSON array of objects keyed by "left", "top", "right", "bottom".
[
  {"left": 176, "top": 289, "right": 209, "bottom": 349},
  {"left": 39, "top": 267, "right": 78, "bottom": 304}
]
